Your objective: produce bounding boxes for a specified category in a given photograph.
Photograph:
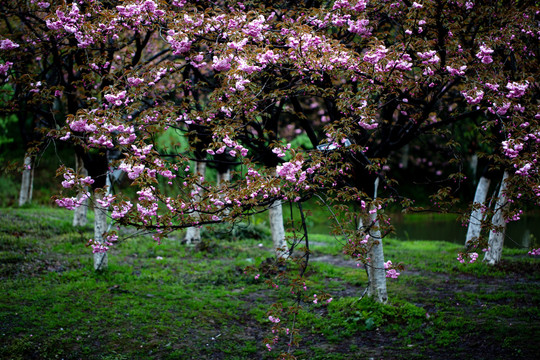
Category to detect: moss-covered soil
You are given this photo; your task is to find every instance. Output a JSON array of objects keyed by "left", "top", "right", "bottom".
[{"left": 1, "top": 207, "right": 539, "bottom": 359}]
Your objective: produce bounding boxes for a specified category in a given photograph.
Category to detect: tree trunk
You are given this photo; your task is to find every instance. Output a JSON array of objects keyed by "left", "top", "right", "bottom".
[
  {"left": 184, "top": 160, "right": 206, "bottom": 245},
  {"left": 269, "top": 199, "right": 288, "bottom": 259},
  {"left": 363, "top": 178, "right": 388, "bottom": 303},
  {"left": 484, "top": 171, "right": 509, "bottom": 265},
  {"left": 465, "top": 176, "right": 491, "bottom": 246},
  {"left": 73, "top": 154, "right": 89, "bottom": 227},
  {"left": 93, "top": 191, "right": 108, "bottom": 271},
  {"left": 399, "top": 144, "right": 409, "bottom": 169},
  {"left": 216, "top": 168, "right": 231, "bottom": 188},
  {"left": 18, "top": 154, "right": 34, "bottom": 206}
]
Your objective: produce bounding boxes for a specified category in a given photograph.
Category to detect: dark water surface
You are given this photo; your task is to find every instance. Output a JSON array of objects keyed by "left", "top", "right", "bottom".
[{"left": 389, "top": 213, "right": 540, "bottom": 249}]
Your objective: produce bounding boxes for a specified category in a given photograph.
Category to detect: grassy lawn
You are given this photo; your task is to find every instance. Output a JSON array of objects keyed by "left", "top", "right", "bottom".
[{"left": 1, "top": 206, "right": 539, "bottom": 359}]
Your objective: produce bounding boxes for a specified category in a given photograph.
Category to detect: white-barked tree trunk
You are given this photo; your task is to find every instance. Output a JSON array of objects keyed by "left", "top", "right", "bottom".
[
  {"left": 18, "top": 154, "right": 34, "bottom": 206},
  {"left": 364, "top": 178, "right": 388, "bottom": 303},
  {"left": 73, "top": 154, "right": 89, "bottom": 227},
  {"left": 184, "top": 160, "right": 206, "bottom": 245},
  {"left": 269, "top": 199, "right": 288, "bottom": 259},
  {"left": 93, "top": 191, "right": 108, "bottom": 271},
  {"left": 484, "top": 171, "right": 510, "bottom": 265},
  {"left": 465, "top": 176, "right": 491, "bottom": 246}
]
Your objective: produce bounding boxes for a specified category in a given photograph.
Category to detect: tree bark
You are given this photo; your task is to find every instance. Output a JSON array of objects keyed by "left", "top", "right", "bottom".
[
  {"left": 18, "top": 154, "right": 34, "bottom": 206},
  {"left": 184, "top": 160, "right": 206, "bottom": 245},
  {"left": 73, "top": 154, "right": 89, "bottom": 227},
  {"left": 365, "top": 208, "right": 388, "bottom": 303},
  {"left": 364, "top": 178, "right": 388, "bottom": 303},
  {"left": 483, "top": 171, "right": 509, "bottom": 265},
  {"left": 465, "top": 175, "right": 491, "bottom": 246},
  {"left": 216, "top": 168, "right": 231, "bottom": 188},
  {"left": 269, "top": 199, "right": 288, "bottom": 259},
  {"left": 93, "top": 191, "right": 108, "bottom": 271}
]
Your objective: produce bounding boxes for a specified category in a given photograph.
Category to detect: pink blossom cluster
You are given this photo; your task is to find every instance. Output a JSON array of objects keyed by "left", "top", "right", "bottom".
[
  {"left": 347, "top": 19, "right": 371, "bottom": 37},
  {"left": 127, "top": 77, "right": 144, "bottom": 86},
  {"left": 457, "top": 252, "right": 478, "bottom": 264},
  {"left": 515, "top": 162, "right": 532, "bottom": 177},
  {"left": 212, "top": 55, "right": 232, "bottom": 71},
  {"left": 61, "top": 171, "right": 94, "bottom": 189},
  {"left": 237, "top": 57, "right": 262, "bottom": 74},
  {"left": 88, "top": 134, "right": 114, "bottom": 148},
  {"left": 0, "top": 62, "right": 12, "bottom": 76},
  {"left": 528, "top": 248, "right": 540, "bottom": 256},
  {"left": 385, "top": 54, "right": 413, "bottom": 71},
  {"left": 501, "top": 139, "right": 523, "bottom": 158},
  {"left": 363, "top": 45, "right": 388, "bottom": 64},
  {"left": 166, "top": 30, "right": 192, "bottom": 55},
  {"left": 461, "top": 88, "right": 484, "bottom": 105},
  {"left": 207, "top": 135, "right": 248, "bottom": 157},
  {"left": 242, "top": 15, "right": 269, "bottom": 42},
  {"left": 488, "top": 102, "right": 511, "bottom": 116},
  {"left": 446, "top": 65, "right": 467, "bottom": 76},
  {"left": 91, "top": 243, "right": 109, "bottom": 254},
  {"left": 255, "top": 50, "right": 280, "bottom": 65},
  {"left": 55, "top": 192, "right": 90, "bottom": 210},
  {"left": 0, "top": 39, "right": 19, "bottom": 50},
  {"left": 506, "top": 81, "right": 529, "bottom": 98},
  {"left": 271, "top": 144, "right": 291, "bottom": 158},
  {"left": 333, "top": 0, "right": 368, "bottom": 11},
  {"left": 96, "top": 194, "right": 116, "bottom": 208},
  {"left": 383, "top": 260, "right": 400, "bottom": 278},
  {"left": 45, "top": 3, "right": 95, "bottom": 48},
  {"left": 104, "top": 90, "right": 129, "bottom": 107},
  {"left": 137, "top": 187, "right": 157, "bottom": 202},
  {"left": 476, "top": 45, "right": 494, "bottom": 64},
  {"left": 137, "top": 202, "right": 159, "bottom": 218},
  {"left": 116, "top": 0, "right": 164, "bottom": 17},
  {"left": 119, "top": 162, "right": 146, "bottom": 180},
  {"left": 277, "top": 160, "right": 307, "bottom": 183},
  {"left": 111, "top": 201, "right": 133, "bottom": 220},
  {"left": 417, "top": 50, "right": 440, "bottom": 64}
]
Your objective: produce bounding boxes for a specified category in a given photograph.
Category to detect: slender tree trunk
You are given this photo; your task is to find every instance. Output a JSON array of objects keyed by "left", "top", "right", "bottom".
[
  {"left": 18, "top": 154, "right": 34, "bottom": 206},
  {"left": 93, "top": 191, "right": 108, "bottom": 271},
  {"left": 184, "top": 160, "right": 206, "bottom": 245},
  {"left": 484, "top": 171, "right": 509, "bottom": 265},
  {"left": 364, "top": 178, "right": 388, "bottom": 303},
  {"left": 399, "top": 144, "right": 409, "bottom": 169},
  {"left": 465, "top": 176, "right": 491, "bottom": 246},
  {"left": 216, "top": 168, "right": 231, "bottom": 188},
  {"left": 73, "top": 154, "right": 89, "bottom": 227},
  {"left": 269, "top": 199, "right": 288, "bottom": 259}
]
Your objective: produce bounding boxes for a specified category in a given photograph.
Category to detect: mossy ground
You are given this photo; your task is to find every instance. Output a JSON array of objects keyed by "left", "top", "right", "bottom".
[{"left": 1, "top": 207, "right": 539, "bottom": 359}]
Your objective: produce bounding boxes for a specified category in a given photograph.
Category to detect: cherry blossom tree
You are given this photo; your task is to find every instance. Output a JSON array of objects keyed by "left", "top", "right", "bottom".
[{"left": 2, "top": 0, "right": 539, "bottom": 355}]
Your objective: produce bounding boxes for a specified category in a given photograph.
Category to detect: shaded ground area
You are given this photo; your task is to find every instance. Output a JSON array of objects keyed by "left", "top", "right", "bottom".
[{"left": 1, "top": 208, "right": 539, "bottom": 359}]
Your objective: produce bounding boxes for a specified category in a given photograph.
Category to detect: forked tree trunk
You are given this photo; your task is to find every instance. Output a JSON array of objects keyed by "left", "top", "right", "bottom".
[
  {"left": 362, "top": 178, "right": 388, "bottom": 303},
  {"left": 93, "top": 191, "right": 108, "bottom": 271},
  {"left": 484, "top": 171, "right": 510, "bottom": 265},
  {"left": 465, "top": 176, "right": 491, "bottom": 246},
  {"left": 184, "top": 160, "right": 206, "bottom": 245},
  {"left": 73, "top": 154, "right": 89, "bottom": 227},
  {"left": 18, "top": 154, "right": 34, "bottom": 206},
  {"left": 269, "top": 199, "right": 288, "bottom": 259}
]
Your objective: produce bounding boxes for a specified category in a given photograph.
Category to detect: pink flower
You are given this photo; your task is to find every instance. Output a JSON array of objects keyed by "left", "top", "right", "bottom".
[
  {"left": 506, "top": 81, "right": 529, "bottom": 98},
  {"left": 476, "top": 45, "right": 494, "bottom": 64},
  {"left": 212, "top": 55, "right": 232, "bottom": 71},
  {"left": 0, "top": 39, "right": 20, "bottom": 50}
]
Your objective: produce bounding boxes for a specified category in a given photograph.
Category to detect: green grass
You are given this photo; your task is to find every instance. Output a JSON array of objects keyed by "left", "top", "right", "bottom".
[{"left": 1, "top": 206, "right": 539, "bottom": 359}]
